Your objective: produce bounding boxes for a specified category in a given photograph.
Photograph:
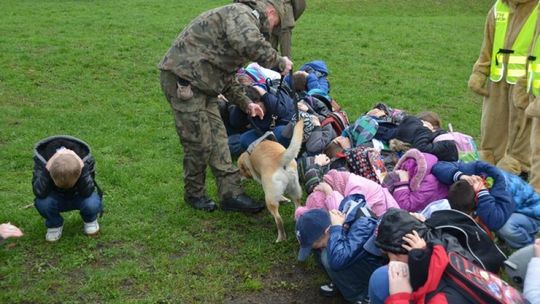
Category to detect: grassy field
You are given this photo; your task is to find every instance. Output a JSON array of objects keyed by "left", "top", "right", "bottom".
[{"left": 0, "top": 0, "right": 493, "bottom": 303}]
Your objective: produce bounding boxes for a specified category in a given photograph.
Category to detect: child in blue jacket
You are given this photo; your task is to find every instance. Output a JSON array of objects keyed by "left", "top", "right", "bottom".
[
  {"left": 229, "top": 85, "right": 295, "bottom": 150},
  {"left": 432, "top": 160, "right": 540, "bottom": 249},
  {"left": 295, "top": 195, "right": 384, "bottom": 303},
  {"left": 288, "top": 60, "right": 331, "bottom": 100}
]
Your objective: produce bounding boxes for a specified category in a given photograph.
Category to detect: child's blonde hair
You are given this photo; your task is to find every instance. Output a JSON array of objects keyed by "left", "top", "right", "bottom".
[
  {"left": 416, "top": 111, "right": 442, "bottom": 129},
  {"left": 49, "top": 154, "right": 82, "bottom": 189}
]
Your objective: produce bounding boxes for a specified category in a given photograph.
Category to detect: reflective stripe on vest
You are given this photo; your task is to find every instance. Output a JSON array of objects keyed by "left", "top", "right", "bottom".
[
  {"left": 528, "top": 34, "right": 540, "bottom": 96},
  {"left": 490, "top": 0, "right": 539, "bottom": 84}
]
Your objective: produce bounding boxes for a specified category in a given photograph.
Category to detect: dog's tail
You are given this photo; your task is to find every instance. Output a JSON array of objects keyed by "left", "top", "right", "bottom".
[{"left": 281, "top": 118, "right": 304, "bottom": 167}]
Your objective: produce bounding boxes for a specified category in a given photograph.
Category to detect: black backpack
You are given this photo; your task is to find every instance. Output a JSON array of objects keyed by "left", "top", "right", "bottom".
[
  {"left": 425, "top": 209, "right": 506, "bottom": 273},
  {"left": 265, "top": 78, "right": 293, "bottom": 98}
]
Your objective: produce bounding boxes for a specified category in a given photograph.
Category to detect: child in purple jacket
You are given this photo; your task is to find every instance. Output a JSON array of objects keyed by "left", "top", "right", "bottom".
[{"left": 382, "top": 149, "right": 448, "bottom": 212}]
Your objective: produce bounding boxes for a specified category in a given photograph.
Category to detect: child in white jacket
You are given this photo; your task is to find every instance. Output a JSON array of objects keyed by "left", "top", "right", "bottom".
[{"left": 525, "top": 239, "right": 540, "bottom": 304}]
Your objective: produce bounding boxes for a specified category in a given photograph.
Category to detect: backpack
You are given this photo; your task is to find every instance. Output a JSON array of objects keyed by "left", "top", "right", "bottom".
[
  {"left": 433, "top": 124, "right": 479, "bottom": 163},
  {"left": 444, "top": 252, "right": 526, "bottom": 304},
  {"left": 265, "top": 78, "right": 293, "bottom": 98},
  {"left": 310, "top": 94, "right": 343, "bottom": 112},
  {"left": 339, "top": 193, "right": 378, "bottom": 221},
  {"left": 321, "top": 111, "right": 350, "bottom": 135},
  {"left": 344, "top": 147, "right": 387, "bottom": 184},
  {"left": 426, "top": 209, "right": 506, "bottom": 273},
  {"left": 302, "top": 95, "right": 332, "bottom": 117}
]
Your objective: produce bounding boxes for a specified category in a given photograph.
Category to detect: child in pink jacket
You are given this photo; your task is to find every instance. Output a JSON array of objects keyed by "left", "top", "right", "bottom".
[
  {"left": 295, "top": 169, "right": 399, "bottom": 219},
  {"left": 383, "top": 149, "right": 448, "bottom": 212}
]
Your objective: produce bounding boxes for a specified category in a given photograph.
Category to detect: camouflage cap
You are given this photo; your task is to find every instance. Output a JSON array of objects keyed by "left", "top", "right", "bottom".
[{"left": 263, "top": 0, "right": 285, "bottom": 26}]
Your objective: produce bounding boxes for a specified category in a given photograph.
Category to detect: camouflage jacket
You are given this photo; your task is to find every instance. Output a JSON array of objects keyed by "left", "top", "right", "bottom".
[{"left": 158, "top": 0, "right": 286, "bottom": 112}]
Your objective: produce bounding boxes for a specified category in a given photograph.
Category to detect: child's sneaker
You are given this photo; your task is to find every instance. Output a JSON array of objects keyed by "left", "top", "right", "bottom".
[
  {"left": 319, "top": 282, "right": 338, "bottom": 297},
  {"left": 46, "top": 226, "right": 63, "bottom": 242},
  {"left": 83, "top": 219, "right": 100, "bottom": 235}
]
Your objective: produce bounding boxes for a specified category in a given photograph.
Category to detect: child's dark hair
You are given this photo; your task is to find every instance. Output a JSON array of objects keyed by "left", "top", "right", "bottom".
[
  {"left": 417, "top": 111, "right": 441, "bottom": 129},
  {"left": 292, "top": 71, "right": 308, "bottom": 92},
  {"left": 447, "top": 180, "right": 476, "bottom": 214},
  {"left": 323, "top": 141, "right": 343, "bottom": 159},
  {"left": 245, "top": 86, "right": 261, "bottom": 102}
]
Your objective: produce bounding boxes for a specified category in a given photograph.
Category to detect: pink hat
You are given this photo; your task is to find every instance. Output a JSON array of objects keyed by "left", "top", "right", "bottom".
[{"left": 323, "top": 169, "right": 350, "bottom": 194}]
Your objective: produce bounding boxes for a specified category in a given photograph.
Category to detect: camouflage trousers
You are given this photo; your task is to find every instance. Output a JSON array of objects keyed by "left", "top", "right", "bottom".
[{"left": 160, "top": 70, "right": 243, "bottom": 201}]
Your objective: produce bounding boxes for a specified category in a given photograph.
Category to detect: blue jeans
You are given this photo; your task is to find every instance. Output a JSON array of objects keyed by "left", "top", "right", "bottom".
[
  {"left": 497, "top": 213, "right": 540, "bottom": 249},
  {"left": 319, "top": 249, "right": 382, "bottom": 303},
  {"left": 239, "top": 125, "right": 290, "bottom": 151},
  {"left": 228, "top": 133, "right": 244, "bottom": 157},
  {"left": 368, "top": 265, "right": 390, "bottom": 304},
  {"left": 35, "top": 191, "right": 102, "bottom": 228}
]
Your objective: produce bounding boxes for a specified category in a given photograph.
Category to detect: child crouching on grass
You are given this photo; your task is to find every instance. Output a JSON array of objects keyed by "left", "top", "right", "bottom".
[
  {"left": 295, "top": 198, "right": 384, "bottom": 303},
  {"left": 32, "top": 136, "right": 103, "bottom": 242},
  {"left": 432, "top": 160, "right": 540, "bottom": 249},
  {"left": 368, "top": 208, "right": 471, "bottom": 304}
]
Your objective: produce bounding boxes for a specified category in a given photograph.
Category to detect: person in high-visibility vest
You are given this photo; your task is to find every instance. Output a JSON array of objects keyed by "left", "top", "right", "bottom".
[
  {"left": 468, "top": 0, "right": 536, "bottom": 176},
  {"left": 514, "top": 5, "right": 540, "bottom": 192}
]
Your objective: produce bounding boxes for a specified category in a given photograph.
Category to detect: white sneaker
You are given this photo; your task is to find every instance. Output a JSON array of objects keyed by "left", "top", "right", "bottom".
[
  {"left": 46, "top": 226, "right": 63, "bottom": 242},
  {"left": 83, "top": 219, "right": 100, "bottom": 235}
]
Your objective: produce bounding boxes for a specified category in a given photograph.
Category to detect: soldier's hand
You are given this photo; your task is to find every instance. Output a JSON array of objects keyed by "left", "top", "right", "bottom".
[
  {"left": 468, "top": 72, "right": 489, "bottom": 97},
  {"left": 247, "top": 103, "right": 264, "bottom": 119},
  {"left": 281, "top": 56, "right": 293, "bottom": 75}
]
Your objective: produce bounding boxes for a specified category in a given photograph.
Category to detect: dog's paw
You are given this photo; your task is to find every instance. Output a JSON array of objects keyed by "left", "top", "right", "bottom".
[
  {"left": 275, "top": 234, "right": 287, "bottom": 243},
  {"left": 279, "top": 196, "right": 291, "bottom": 203}
]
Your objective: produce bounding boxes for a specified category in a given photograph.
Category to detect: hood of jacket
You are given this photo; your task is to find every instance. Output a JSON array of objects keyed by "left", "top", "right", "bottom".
[
  {"left": 395, "top": 149, "right": 438, "bottom": 192},
  {"left": 395, "top": 116, "right": 423, "bottom": 143},
  {"left": 34, "top": 135, "right": 92, "bottom": 165},
  {"left": 323, "top": 169, "right": 350, "bottom": 194},
  {"left": 375, "top": 208, "right": 429, "bottom": 254},
  {"left": 301, "top": 60, "right": 329, "bottom": 76},
  {"left": 338, "top": 193, "right": 374, "bottom": 225}
]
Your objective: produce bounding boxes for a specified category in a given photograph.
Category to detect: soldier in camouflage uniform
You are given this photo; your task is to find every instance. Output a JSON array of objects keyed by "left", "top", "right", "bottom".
[
  {"left": 158, "top": 0, "right": 293, "bottom": 212},
  {"left": 270, "top": 0, "right": 306, "bottom": 58}
]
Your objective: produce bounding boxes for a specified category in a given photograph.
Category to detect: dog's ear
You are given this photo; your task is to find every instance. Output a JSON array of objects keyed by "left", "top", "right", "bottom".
[{"left": 237, "top": 153, "right": 252, "bottom": 178}]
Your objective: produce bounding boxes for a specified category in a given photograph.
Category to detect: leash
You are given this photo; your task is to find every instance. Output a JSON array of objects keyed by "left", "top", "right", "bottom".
[{"left": 283, "top": 70, "right": 299, "bottom": 120}]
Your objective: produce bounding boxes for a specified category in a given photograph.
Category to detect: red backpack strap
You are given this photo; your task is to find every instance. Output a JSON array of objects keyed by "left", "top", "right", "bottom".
[
  {"left": 474, "top": 216, "right": 494, "bottom": 240},
  {"left": 321, "top": 111, "right": 349, "bottom": 135}
]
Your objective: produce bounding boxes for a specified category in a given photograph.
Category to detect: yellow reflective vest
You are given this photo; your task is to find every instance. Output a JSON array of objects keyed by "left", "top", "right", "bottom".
[
  {"left": 528, "top": 31, "right": 540, "bottom": 95},
  {"left": 490, "top": 0, "right": 539, "bottom": 84}
]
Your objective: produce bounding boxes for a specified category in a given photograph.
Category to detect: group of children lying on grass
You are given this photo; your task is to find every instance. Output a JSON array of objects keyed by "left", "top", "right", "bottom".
[
  {"left": 3, "top": 59, "right": 540, "bottom": 304},
  {"left": 220, "top": 60, "right": 540, "bottom": 303}
]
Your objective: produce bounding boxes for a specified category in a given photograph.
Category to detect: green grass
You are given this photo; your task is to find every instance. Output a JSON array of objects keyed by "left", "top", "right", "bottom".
[{"left": 0, "top": 0, "right": 493, "bottom": 302}]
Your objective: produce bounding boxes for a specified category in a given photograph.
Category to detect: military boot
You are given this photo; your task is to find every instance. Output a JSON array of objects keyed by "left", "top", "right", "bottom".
[
  {"left": 221, "top": 194, "right": 265, "bottom": 213},
  {"left": 185, "top": 196, "right": 218, "bottom": 212}
]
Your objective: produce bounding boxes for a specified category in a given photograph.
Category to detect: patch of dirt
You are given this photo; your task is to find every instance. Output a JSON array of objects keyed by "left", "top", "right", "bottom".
[{"left": 224, "top": 262, "right": 347, "bottom": 304}]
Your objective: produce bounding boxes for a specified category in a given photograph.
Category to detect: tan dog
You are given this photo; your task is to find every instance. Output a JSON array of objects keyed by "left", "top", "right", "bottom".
[{"left": 237, "top": 119, "right": 304, "bottom": 242}]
